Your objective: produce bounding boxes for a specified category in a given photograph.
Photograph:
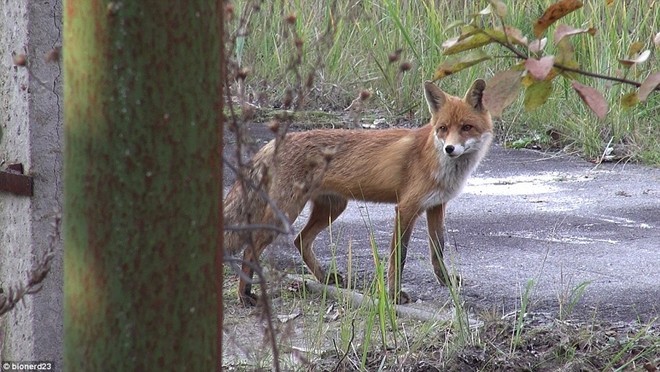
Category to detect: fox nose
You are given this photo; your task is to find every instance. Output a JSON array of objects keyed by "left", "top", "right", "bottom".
[{"left": 444, "top": 145, "right": 455, "bottom": 154}]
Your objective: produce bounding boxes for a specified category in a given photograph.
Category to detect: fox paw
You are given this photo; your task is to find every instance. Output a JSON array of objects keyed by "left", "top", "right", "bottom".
[
  {"left": 325, "top": 272, "right": 346, "bottom": 287},
  {"left": 390, "top": 290, "right": 411, "bottom": 305},
  {"left": 436, "top": 273, "right": 462, "bottom": 287}
]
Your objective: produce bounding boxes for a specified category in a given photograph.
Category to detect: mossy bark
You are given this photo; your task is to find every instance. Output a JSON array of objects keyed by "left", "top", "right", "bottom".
[{"left": 64, "top": 1, "right": 223, "bottom": 370}]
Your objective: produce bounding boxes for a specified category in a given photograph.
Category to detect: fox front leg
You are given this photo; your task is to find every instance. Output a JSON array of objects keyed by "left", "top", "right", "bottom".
[
  {"left": 387, "top": 205, "right": 419, "bottom": 304},
  {"left": 426, "top": 204, "right": 461, "bottom": 286}
]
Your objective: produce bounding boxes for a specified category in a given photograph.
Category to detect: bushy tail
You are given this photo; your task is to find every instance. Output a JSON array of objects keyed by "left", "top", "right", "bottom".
[{"left": 223, "top": 147, "right": 274, "bottom": 256}]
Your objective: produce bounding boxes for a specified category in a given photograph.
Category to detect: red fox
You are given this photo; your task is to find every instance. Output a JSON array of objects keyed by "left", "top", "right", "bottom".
[{"left": 224, "top": 79, "right": 493, "bottom": 306}]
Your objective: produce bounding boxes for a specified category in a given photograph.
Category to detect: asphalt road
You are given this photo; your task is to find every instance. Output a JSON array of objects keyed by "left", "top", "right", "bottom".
[{"left": 225, "top": 128, "right": 659, "bottom": 323}]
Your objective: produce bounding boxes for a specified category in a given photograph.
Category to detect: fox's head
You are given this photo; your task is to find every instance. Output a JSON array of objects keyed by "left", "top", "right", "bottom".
[{"left": 424, "top": 80, "right": 493, "bottom": 159}]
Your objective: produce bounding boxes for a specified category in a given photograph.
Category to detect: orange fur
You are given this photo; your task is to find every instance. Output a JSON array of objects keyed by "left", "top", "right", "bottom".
[{"left": 224, "top": 80, "right": 493, "bottom": 305}]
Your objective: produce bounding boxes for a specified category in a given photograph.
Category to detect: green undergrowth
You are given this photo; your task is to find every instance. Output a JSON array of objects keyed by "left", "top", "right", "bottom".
[
  {"left": 225, "top": 106, "right": 346, "bottom": 129},
  {"left": 221, "top": 209, "right": 658, "bottom": 371},
  {"left": 222, "top": 271, "right": 659, "bottom": 371}
]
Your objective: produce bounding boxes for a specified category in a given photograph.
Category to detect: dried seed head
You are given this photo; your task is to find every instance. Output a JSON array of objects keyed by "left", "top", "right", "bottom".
[
  {"left": 13, "top": 54, "right": 27, "bottom": 67},
  {"left": 45, "top": 48, "right": 60, "bottom": 63},
  {"left": 241, "top": 105, "right": 255, "bottom": 120},
  {"left": 286, "top": 13, "right": 297, "bottom": 25},
  {"left": 399, "top": 61, "right": 412, "bottom": 72},
  {"left": 360, "top": 90, "right": 371, "bottom": 101},
  {"left": 267, "top": 119, "right": 280, "bottom": 133},
  {"left": 225, "top": 3, "right": 235, "bottom": 19},
  {"left": 107, "top": 2, "right": 121, "bottom": 15},
  {"left": 388, "top": 48, "right": 402, "bottom": 63},
  {"left": 283, "top": 88, "right": 293, "bottom": 108},
  {"left": 294, "top": 37, "right": 304, "bottom": 49},
  {"left": 305, "top": 72, "right": 315, "bottom": 89}
]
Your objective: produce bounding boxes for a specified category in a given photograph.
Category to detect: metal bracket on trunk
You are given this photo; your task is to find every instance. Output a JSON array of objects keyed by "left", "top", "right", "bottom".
[{"left": 0, "top": 163, "right": 34, "bottom": 196}]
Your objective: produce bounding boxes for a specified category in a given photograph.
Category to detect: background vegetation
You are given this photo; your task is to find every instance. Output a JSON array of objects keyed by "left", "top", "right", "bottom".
[
  {"left": 230, "top": 0, "right": 659, "bottom": 163},
  {"left": 224, "top": 1, "right": 659, "bottom": 370}
]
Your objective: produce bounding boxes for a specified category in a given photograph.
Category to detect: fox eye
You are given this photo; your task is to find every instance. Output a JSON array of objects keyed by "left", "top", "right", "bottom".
[
  {"left": 438, "top": 125, "right": 448, "bottom": 132},
  {"left": 461, "top": 124, "right": 473, "bottom": 131}
]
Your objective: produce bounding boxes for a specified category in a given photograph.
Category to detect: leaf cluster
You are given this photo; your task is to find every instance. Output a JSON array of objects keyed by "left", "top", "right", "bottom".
[{"left": 436, "top": 0, "right": 660, "bottom": 118}]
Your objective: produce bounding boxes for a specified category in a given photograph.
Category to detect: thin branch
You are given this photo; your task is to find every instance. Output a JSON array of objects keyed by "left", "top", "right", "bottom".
[
  {"left": 478, "top": 28, "right": 660, "bottom": 92},
  {"left": 223, "top": 224, "right": 290, "bottom": 235},
  {"left": 283, "top": 272, "right": 483, "bottom": 327},
  {"left": 553, "top": 63, "right": 656, "bottom": 90},
  {"left": 1, "top": 213, "right": 60, "bottom": 317},
  {"left": 332, "top": 318, "right": 356, "bottom": 372},
  {"left": 480, "top": 29, "right": 528, "bottom": 60}
]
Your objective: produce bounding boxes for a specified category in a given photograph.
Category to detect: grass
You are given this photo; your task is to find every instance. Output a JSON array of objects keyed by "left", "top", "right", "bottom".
[
  {"left": 221, "top": 202, "right": 658, "bottom": 370},
  {"left": 230, "top": 0, "right": 660, "bottom": 164},
  {"left": 222, "top": 0, "right": 659, "bottom": 369},
  {"left": 224, "top": 266, "right": 659, "bottom": 370},
  {"left": 222, "top": 256, "right": 659, "bottom": 371}
]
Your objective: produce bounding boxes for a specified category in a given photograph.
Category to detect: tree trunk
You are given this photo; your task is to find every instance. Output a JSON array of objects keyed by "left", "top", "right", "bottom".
[{"left": 64, "top": 1, "right": 223, "bottom": 370}]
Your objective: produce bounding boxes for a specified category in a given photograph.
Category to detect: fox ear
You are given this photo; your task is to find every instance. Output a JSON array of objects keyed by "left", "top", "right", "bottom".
[
  {"left": 424, "top": 81, "right": 446, "bottom": 113},
  {"left": 464, "top": 79, "right": 486, "bottom": 111}
]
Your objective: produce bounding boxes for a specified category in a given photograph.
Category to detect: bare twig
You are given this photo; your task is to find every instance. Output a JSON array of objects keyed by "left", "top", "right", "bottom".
[
  {"left": 0, "top": 212, "right": 60, "bottom": 317},
  {"left": 332, "top": 318, "right": 356, "bottom": 372},
  {"left": 223, "top": 224, "right": 290, "bottom": 235},
  {"left": 224, "top": 3, "right": 282, "bottom": 371},
  {"left": 283, "top": 272, "right": 483, "bottom": 327},
  {"left": 222, "top": 3, "right": 341, "bottom": 371},
  {"left": 553, "top": 63, "right": 656, "bottom": 90},
  {"left": 479, "top": 28, "right": 660, "bottom": 92}
]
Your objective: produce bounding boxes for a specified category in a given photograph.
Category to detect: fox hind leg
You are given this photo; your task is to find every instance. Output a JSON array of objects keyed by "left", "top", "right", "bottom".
[
  {"left": 238, "top": 230, "right": 276, "bottom": 306},
  {"left": 237, "top": 198, "right": 305, "bottom": 306},
  {"left": 294, "top": 195, "right": 348, "bottom": 287}
]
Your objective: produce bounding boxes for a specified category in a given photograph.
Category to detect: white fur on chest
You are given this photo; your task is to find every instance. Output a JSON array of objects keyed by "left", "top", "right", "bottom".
[
  {"left": 420, "top": 134, "right": 489, "bottom": 210},
  {"left": 420, "top": 159, "right": 472, "bottom": 210}
]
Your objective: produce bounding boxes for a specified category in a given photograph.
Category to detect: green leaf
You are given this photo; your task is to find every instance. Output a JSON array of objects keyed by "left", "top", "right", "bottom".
[
  {"left": 627, "top": 41, "right": 644, "bottom": 57},
  {"left": 618, "top": 50, "right": 651, "bottom": 68},
  {"left": 498, "top": 26, "right": 528, "bottom": 46},
  {"left": 524, "top": 80, "right": 553, "bottom": 111},
  {"left": 525, "top": 56, "right": 555, "bottom": 80},
  {"left": 443, "top": 32, "right": 494, "bottom": 55},
  {"left": 444, "top": 19, "right": 466, "bottom": 32},
  {"left": 555, "top": 38, "right": 577, "bottom": 66},
  {"left": 528, "top": 38, "right": 548, "bottom": 54},
  {"left": 553, "top": 24, "right": 596, "bottom": 44},
  {"left": 443, "top": 26, "right": 516, "bottom": 56},
  {"left": 510, "top": 137, "right": 534, "bottom": 149},
  {"left": 621, "top": 92, "right": 639, "bottom": 109},
  {"left": 433, "top": 50, "right": 491, "bottom": 79},
  {"left": 477, "top": 4, "right": 492, "bottom": 16},
  {"left": 572, "top": 81, "right": 608, "bottom": 119},
  {"left": 489, "top": 0, "right": 508, "bottom": 18},
  {"left": 533, "top": 0, "right": 584, "bottom": 38},
  {"left": 638, "top": 72, "right": 660, "bottom": 101},
  {"left": 483, "top": 70, "right": 522, "bottom": 117},
  {"left": 555, "top": 38, "right": 579, "bottom": 79}
]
